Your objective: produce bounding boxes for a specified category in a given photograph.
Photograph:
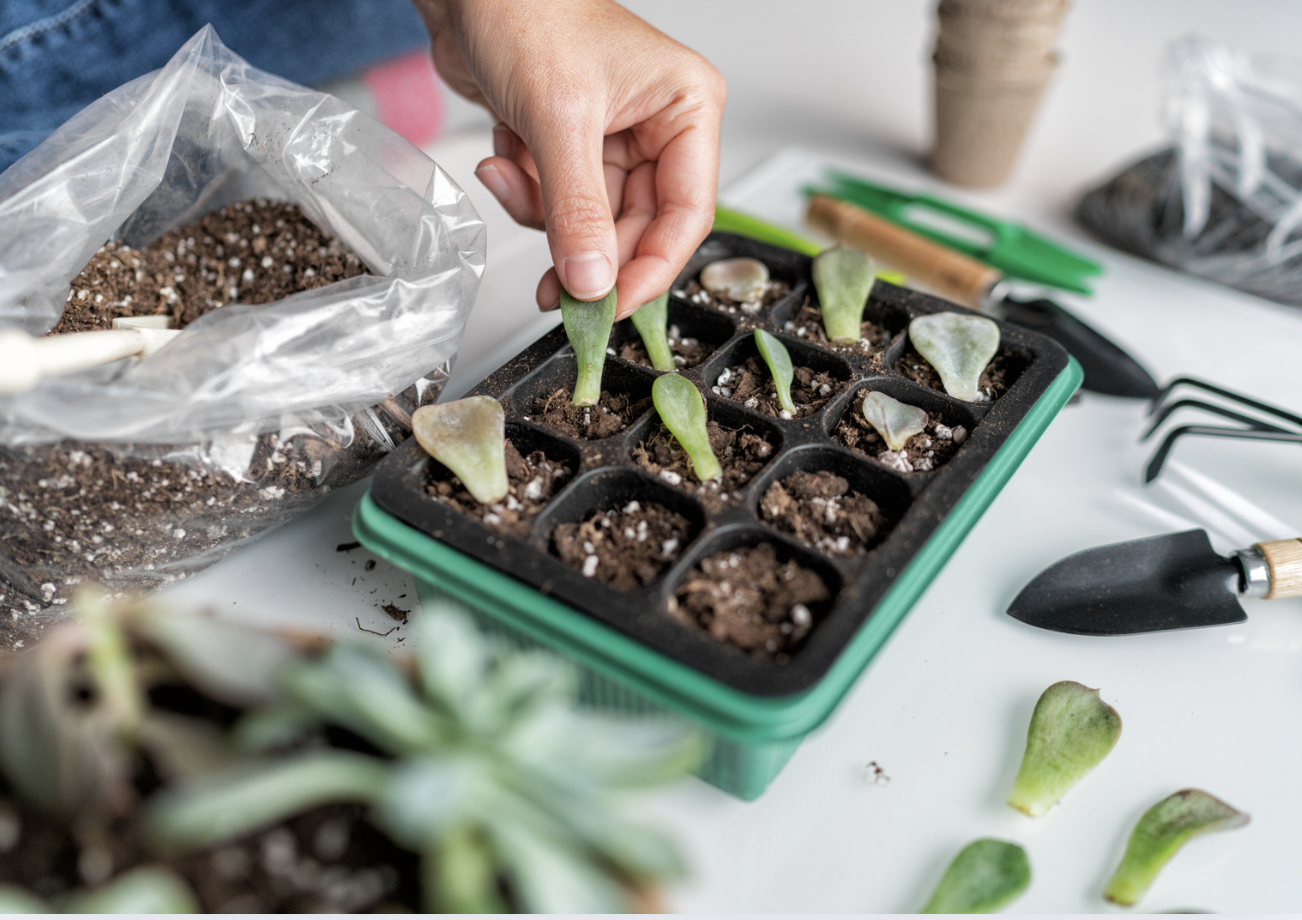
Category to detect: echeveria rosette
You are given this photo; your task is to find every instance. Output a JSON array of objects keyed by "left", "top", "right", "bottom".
[
  {"left": 861, "top": 391, "right": 928, "bottom": 452},
  {"left": 630, "top": 291, "right": 674, "bottom": 372},
  {"left": 561, "top": 287, "right": 618, "bottom": 406},
  {"left": 909, "top": 312, "right": 1000, "bottom": 402},
  {"left": 753, "top": 329, "right": 796, "bottom": 414},
  {"left": 412, "top": 396, "right": 509, "bottom": 505},
  {"left": 1007, "top": 680, "right": 1122, "bottom": 817},
  {"left": 921, "top": 838, "right": 1031, "bottom": 913},
  {"left": 700, "top": 257, "right": 769, "bottom": 303},
  {"left": 652, "top": 373, "right": 722, "bottom": 482},
  {"left": 812, "top": 245, "right": 877, "bottom": 343},
  {"left": 1104, "top": 789, "right": 1249, "bottom": 907}
]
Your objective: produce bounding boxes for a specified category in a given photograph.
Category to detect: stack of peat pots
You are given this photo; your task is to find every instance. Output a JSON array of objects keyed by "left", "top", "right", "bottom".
[{"left": 931, "top": 0, "right": 1070, "bottom": 187}]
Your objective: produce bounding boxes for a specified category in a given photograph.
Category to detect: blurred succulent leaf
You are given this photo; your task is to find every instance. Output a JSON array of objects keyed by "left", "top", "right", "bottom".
[
  {"left": 921, "top": 838, "right": 1031, "bottom": 913},
  {"left": 0, "top": 886, "right": 48, "bottom": 913},
  {"left": 861, "top": 390, "right": 928, "bottom": 452},
  {"left": 630, "top": 291, "right": 675, "bottom": 371},
  {"left": 813, "top": 245, "right": 876, "bottom": 343},
  {"left": 427, "top": 824, "right": 506, "bottom": 913},
  {"left": 753, "top": 330, "right": 796, "bottom": 413},
  {"left": 652, "top": 373, "right": 722, "bottom": 482},
  {"left": 232, "top": 702, "right": 319, "bottom": 752},
  {"left": 412, "top": 397, "right": 509, "bottom": 504},
  {"left": 61, "top": 867, "right": 198, "bottom": 914},
  {"left": 1104, "top": 789, "right": 1249, "bottom": 907},
  {"left": 562, "top": 287, "right": 618, "bottom": 406},
  {"left": 413, "top": 594, "right": 492, "bottom": 724},
  {"left": 525, "top": 715, "right": 704, "bottom": 789},
  {"left": 491, "top": 816, "right": 630, "bottom": 914},
  {"left": 700, "top": 257, "right": 768, "bottom": 303},
  {"left": 137, "top": 711, "right": 249, "bottom": 785},
  {"left": 374, "top": 755, "right": 486, "bottom": 848},
  {"left": 1007, "top": 681, "right": 1122, "bottom": 817},
  {"left": 909, "top": 312, "right": 1000, "bottom": 402},
  {"left": 77, "top": 593, "right": 144, "bottom": 737}
]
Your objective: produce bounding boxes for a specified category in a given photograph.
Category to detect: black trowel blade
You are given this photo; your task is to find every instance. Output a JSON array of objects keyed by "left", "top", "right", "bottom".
[{"left": 1007, "top": 529, "right": 1246, "bottom": 635}]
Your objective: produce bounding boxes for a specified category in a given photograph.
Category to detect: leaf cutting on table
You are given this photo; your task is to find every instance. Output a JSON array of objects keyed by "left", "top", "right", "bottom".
[{"left": 921, "top": 838, "right": 1031, "bottom": 913}]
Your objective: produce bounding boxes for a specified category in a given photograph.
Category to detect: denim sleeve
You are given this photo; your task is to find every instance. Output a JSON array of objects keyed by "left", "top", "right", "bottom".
[{"left": 0, "top": 0, "right": 430, "bottom": 174}]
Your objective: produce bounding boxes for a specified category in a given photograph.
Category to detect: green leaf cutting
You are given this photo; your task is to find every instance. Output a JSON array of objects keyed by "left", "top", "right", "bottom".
[
  {"left": 921, "top": 838, "right": 1031, "bottom": 913},
  {"left": 699, "top": 257, "right": 769, "bottom": 304},
  {"left": 412, "top": 396, "right": 509, "bottom": 505},
  {"left": 812, "top": 245, "right": 876, "bottom": 344},
  {"left": 630, "top": 291, "right": 675, "bottom": 371},
  {"left": 908, "top": 312, "right": 1000, "bottom": 402},
  {"left": 561, "top": 287, "right": 618, "bottom": 406},
  {"left": 652, "top": 374, "right": 722, "bottom": 482},
  {"left": 861, "top": 391, "right": 928, "bottom": 452},
  {"left": 753, "top": 330, "right": 795, "bottom": 414}
]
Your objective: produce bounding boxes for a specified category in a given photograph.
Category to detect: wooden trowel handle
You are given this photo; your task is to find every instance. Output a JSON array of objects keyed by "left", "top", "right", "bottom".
[
  {"left": 1256, "top": 539, "right": 1302, "bottom": 600},
  {"left": 806, "top": 194, "right": 1001, "bottom": 309}
]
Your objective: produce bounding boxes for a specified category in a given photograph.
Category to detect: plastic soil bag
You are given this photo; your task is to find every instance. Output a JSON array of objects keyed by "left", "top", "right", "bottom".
[
  {"left": 1076, "top": 35, "right": 1302, "bottom": 307},
  {"left": 0, "top": 27, "right": 486, "bottom": 648}
]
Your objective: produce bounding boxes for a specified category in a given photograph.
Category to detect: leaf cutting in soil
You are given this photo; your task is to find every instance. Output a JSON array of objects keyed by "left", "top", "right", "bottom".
[
  {"left": 561, "top": 287, "right": 618, "bottom": 406},
  {"left": 812, "top": 245, "right": 877, "bottom": 344},
  {"left": 908, "top": 312, "right": 1000, "bottom": 402},
  {"left": 699, "top": 257, "right": 769, "bottom": 306},
  {"left": 411, "top": 396, "right": 508, "bottom": 505},
  {"left": 1104, "top": 789, "right": 1249, "bottom": 907},
  {"left": 921, "top": 838, "right": 1031, "bottom": 913},
  {"left": 652, "top": 374, "right": 722, "bottom": 482},
  {"left": 753, "top": 329, "right": 796, "bottom": 414},
  {"left": 629, "top": 291, "right": 675, "bottom": 371},
  {"left": 860, "top": 391, "right": 928, "bottom": 452}
]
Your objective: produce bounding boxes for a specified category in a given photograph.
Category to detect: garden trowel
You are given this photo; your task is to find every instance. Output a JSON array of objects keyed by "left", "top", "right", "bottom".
[{"left": 1007, "top": 529, "right": 1302, "bottom": 635}]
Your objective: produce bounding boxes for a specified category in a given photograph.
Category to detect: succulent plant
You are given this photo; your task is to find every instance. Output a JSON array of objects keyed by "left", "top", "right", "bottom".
[
  {"left": 861, "top": 391, "right": 928, "bottom": 452},
  {"left": 1007, "top": 681, "right": 1122, "bottom": 817},
  {"left": 0, "top": 867, "right": 199, "bottom": 914},
  {"left": 630, "top": 291, "right": 675, "bottom": 372},
  {"left": 1104, "top": 789, "right": 1249, "bottom": 906},
  {"left": 651, "top": 373, "right": 722, "bottom": 482},
  {"left": 700, "top": 257, "right": 769, "bottom": 304},
  {"left": 561, "top": 287, "right": 618, "bottom": 406},
  {"left": 753, "top": 329, "right": 795, "bottom": 414},
  {"left": 812, "top": 245, "right": 877, "bottom": 343},
  {"left": 908, "top": 313, "right": 1000, "bottom": 402},
  {"left": 412, "top": 396, "right": 510, "bottom": 504},
  {"left": 921, "top": 838, "right": 1030, "bottom": 913}
]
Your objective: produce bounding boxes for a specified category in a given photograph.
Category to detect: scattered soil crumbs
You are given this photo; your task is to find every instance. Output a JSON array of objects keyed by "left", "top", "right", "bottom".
[
  {"left": 781, "top": 298, "right": 896, "bottom": 355},
  {"left": 381, "top": 603, "right": 410, "bottom": 624},
  {"left": 711, "top": 356, "right": 844, "bottom": 419},
  {"left": 424, "top": 438, "right": 572, "bottom": 536},
  {"left": 670, "top": 544, "right": 830, "bottom": 662},
  {"left": 760, "top": 470, "right": 886, "bottom": 556},
  {"left": 616, "top": 323, "right": 716, "bottom": 369},
  {"left": 552, "top": 500, "right": 690, "bottom": 590},
  {"left": 633, "top": 421, "right": 776, "bottom": 513},
  {"left": 675, "top": 277, "right": 791, "bottom": 320},
  {"left": 835, "top": 395, "right": 967, "bottom": 474},
  {"left": 530, "top": 387, "right": 649, "bottom": 440},
  {"left": 896, "top": 347, "right": 1016, "bottom": 402}
]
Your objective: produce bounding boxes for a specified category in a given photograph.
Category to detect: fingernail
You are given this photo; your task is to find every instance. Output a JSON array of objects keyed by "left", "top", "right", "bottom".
[
  {"left": 562, "top": 252, "right": 614, "bottom": 300},
  {"left": 475, "top": 164, "right": 508, "bottom": 203}
]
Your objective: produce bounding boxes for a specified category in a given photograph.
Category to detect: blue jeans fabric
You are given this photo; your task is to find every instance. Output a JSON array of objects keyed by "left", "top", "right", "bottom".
[{"left": 0, "top": 0, "right": 430, "bottom": 173}]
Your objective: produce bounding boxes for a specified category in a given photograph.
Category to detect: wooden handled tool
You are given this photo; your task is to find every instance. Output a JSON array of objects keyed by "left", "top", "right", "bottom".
[{"left": 1252, "top": 539, "right": 1302, "bottom": 600}]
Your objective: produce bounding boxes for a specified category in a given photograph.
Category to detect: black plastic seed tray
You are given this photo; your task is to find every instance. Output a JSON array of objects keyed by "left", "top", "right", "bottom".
[{"left": 370, "top": 233, "right": 1073, "bottom": 698}]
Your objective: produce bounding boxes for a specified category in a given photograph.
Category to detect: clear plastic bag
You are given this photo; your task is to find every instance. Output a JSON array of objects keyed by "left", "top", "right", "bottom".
[
  {"left": 0, "top": 27, "right": 485, "bottom": 646},
  {"left": 1076, "top": 35, "right": 1302, "bottom": 307}
]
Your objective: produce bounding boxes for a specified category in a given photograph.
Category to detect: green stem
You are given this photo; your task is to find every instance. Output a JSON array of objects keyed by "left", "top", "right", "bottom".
[
  {"left": 630, "top": 292, "right": 674, "bottom": 371},
  {"left": 562, "top": 288, "right": 618, "bottom": 406},
  {"left": 652, "top": 374, "right": 721, "bottom": 482}
]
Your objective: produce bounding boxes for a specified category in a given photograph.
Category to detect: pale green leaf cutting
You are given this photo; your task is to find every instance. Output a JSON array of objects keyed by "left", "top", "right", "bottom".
[
  {"left": 861, "top": 391, "right": 928, "bottom": 452},
  {"left": 61, "top": 867, "right": 200, "bottom": 914},
  {"left": 652, "top": 374, "right": 722, "bottom": 482},
  {"left": 412, "top": 397, "right": 508, "bottom": 505},
  {"left": 812, "top": 245, "right": 876, "bottom": 343},
  {"left": 700, "top": 258, "right": 769, "bottom": 303},
  {"left": 753, "top": 330, "right": 795, "bottom": 413},
  {"left": 909, "top": 312, "right": 1000, "bottom": 402},
  {"left": 630, "top": 291, "right": 674, "bottom": 371},
  {"left": 1104, "top": 789, "right": 1249, "bottom": 906},
  {"left": 1007, "top": 681, "right": 1121, "bottom": 817},
  {"left": 561, "top": 287, "right": 618, "bottom": 406},
  {"left": 921, "top": 838, "right": 1030, "bottom": 913}
]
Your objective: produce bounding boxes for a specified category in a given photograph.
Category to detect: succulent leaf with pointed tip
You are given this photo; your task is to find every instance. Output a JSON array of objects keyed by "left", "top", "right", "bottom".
[
  {"left": 700, "top": 258, "right": 769, "bottom": 303},
  {"left": 861, "top": 391, "right": 928, "bottom": 452},
  {"left": 561, "top": 287, "right": 618, "bottom": 406},
  {"left": 652, "top": 374, "right": 722, "bottom": 482},
  {"left": 753, "top": 330, "right": 795, "bottom": 413},
  {"left": 1104, "top": 789, "right": 1249, "bottom": 906},
  {"left": 1007, "top": 680, "right": 1122, "bottom": 817},
  {"left": 630, "top": 291, "right": 674, "bottom": 371},
  {"left": 909, "top": 312, "right": 1000, "bottom": 402},
  {"left": 813, "top": 245, "right": 877, "bottom": 343},
  {"left": 412, "top": 397, "right": 508, "bottom": 505},
  {"left": 921, "top": 838, "right": 1030, "bottom": 914}
]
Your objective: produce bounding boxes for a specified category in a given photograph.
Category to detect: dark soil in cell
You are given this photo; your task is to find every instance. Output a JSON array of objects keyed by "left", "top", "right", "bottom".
[
  {"left": 552, "top": 500, "right": 691, "bottom": 590},
  {"left": 424, "top": 438, "right": 572, "bottom": 537},
  {"left": 633, "top": 421, "right": 776, "bottom": 513},
  {"left": 760, "top": 470, "right": 886, "bottom": 556},
  {"left": 676, "top": 277, "right": 790, "bottom": 319},
  {"left": 896, "top": 347, "right": 1016, "bottom": 402},
  {"left": 835, "top": 396, "right": 966, "bottom": 474},
  {"left": 669, "top": 544, "right": 830, "bottom": 662},
  {"left": 530, "top": 387, "right": 650, "bottom": 440},
  {"left": 617, "top": 323, "right": 715, "bottom": 369},
  {"left": 711, "top": 356, "right": 844, "bottom": 419},
  {"left": 780, "top": 298, "right": 895, "bottom": 355}
]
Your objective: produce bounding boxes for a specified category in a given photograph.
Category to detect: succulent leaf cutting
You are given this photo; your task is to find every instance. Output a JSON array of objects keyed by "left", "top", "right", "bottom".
[
  {"left": 561, "top": 287, "right": 619, "bottom": 406},
  {"left": 1007, "top": 680, "right": 1122, "bottom": 817},
  {"left": 412, "top": 396, "right": 509, "bottom": 505},
  {"left": 630, "top": 291, "right": 675, "bottom": 372},
  {"left": 909, "top": 312, "right": 1000, "bottom": 402},
  {"left": 812, "top": 245, "right": 877, "bottom": 343},
  {"left": 921, "top": 838, "right": 1031, "bottom": 913},
  {"left": 753, "top": 329, "right": 796, "bottom": 414},
  {"left": 860, "top": 391, "right": 928, "bottom": 452},
  {"left": 700, "top": 257, "right": 769, "bottom": 304},
  {"left": 651, "top": 373, "right": 722, "bottom": 482}
]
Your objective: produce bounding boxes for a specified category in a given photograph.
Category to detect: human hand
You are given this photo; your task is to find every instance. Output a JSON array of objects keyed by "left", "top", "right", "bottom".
[{"left": 412, "top": 0, "right": 725, "bottom": 319}]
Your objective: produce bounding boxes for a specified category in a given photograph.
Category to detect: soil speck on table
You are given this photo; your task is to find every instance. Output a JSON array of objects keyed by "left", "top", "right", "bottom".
[
  {"left": 425, "top": 438, "right": 572, "bottom": 536},
  {"left": 760, "top": 470, "right": 886, "bottom": 556},
  {"left": 712, "top": 356, "right": 844, "bottom": 419},
  {"left": 835, "top": 392, "right": 966, "bottom": 473},
  {"left": 552, "top": 500, "right": 691, "bottom": 590},
  {"left": 633, "top": 420, "right": 775, "bottom": 513},
  {"left": 531, "top": 387, "right": 649, "bottom": 440}
]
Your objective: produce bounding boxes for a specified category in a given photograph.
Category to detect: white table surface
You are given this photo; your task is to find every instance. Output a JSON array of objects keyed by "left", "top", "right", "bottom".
[{"left": 165, "top": 1, "right": 1302, "bottom": 912}]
